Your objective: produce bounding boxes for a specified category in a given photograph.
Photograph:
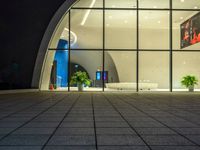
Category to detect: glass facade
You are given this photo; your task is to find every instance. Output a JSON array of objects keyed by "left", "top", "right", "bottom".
[{"left": 47, "top": 0, "right": 200, "bottom": 92}]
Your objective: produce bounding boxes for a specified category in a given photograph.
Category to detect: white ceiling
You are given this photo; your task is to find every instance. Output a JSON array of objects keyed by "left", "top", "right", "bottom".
[
  {"left": 73, "top": 0, "right": 200, "bottom": 9},
  {"left": 70, "top": 9, "right": 199, "bottom": 29},
  {"left": 70, "top": 0, "right": 200, "bottom": 29},
  {"left": 60, "top": 0, "right": 200, "bottom": 46}
]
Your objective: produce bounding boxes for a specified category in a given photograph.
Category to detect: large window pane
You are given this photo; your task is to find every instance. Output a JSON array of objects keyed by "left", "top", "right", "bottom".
[
  {"left": 105, "top": 10, "right": 136, "bottom": 49},
  {"left": 173, "top": 11, "right": 200, "bottom": 50},
  {"left": 139, "top": 52, "right": 169, "bottom": 91},
  {"left": 105, "top": 0, "right": 136, "bottom": 8},
  {"left": 139, "top": 0, "right": 169, "bottom": 9},
  {"left": 173, "top": 52, "right": 200, "bottom": 91},
  {"left": 105, "top": 51, "right": 136, "bottom": 91},
  {"left": 70, "top": 50, "right": 103, "bottom": 91},
  {"left": 173, "top": 0, "right": 200, "bottom": 9},
  {"left": 139, "top": 11, "right": 169, "bottom": 50},
  {"left": 71, "top": 9, "right": 103, "bottom": 49}
]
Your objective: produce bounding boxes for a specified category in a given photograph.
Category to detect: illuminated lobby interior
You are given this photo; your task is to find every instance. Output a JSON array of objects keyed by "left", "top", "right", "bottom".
[{"left": 39, "top": 0, "right": 200, "bottom": 92}]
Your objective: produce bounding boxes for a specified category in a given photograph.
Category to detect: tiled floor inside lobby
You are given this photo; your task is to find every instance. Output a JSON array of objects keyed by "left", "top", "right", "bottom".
[{"left": 0, "top": 92, "right": 200, "bottom": 150}]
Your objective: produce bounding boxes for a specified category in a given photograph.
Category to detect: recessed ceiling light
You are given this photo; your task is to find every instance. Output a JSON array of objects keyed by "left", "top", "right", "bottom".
[
  {"left": 194, "top": 6, "right": 198, "bottom": 9},
  {"left": 124, "top": 20, "right": 128, "bottom": 24},
  {"left": 180, "top": 0, "right": 184, "bottom": 2},
  {"left": 109, "top": 15, "right": 112, "bottom": 19},
  {"left": 63, "top": 28, "right": 77, "bottom": 46},
  {"left": 180, "top": 17, "right": 184, "bottom": 20},
  {"left": 158, "top": 21, "right": 161, "bottom": 24},
  {"left": 129, "top": 11, "right": 134, "bottom": 15},
  {"left": 153, "top": 6, "right": 157, "bottom": 8}
]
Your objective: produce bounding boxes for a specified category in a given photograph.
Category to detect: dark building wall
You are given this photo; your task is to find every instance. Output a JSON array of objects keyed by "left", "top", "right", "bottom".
[{"left": 0, "top": 0, "right": 66, "bottom": 89}]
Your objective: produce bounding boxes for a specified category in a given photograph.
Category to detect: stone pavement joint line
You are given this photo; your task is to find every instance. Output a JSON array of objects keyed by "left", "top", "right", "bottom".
[{"left": 0, "top": 92, "right": 199, "bottom": 150}]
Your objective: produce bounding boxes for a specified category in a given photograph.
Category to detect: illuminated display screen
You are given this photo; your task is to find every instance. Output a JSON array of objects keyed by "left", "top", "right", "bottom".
[
  {"left": 181, "top": 12, "right": 200, "bottom": 49},
  {"left": 96, "top": 71, "right": 101, "bottom": 80}
]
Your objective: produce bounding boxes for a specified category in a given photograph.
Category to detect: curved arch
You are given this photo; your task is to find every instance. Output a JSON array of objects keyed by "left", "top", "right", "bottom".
[{"left": 31, "top": 0, "right": 77, "bottom": 89}]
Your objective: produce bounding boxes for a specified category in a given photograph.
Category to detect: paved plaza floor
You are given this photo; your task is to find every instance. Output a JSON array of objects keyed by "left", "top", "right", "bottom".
[{"left": 0, "top": 92, "right": 200, "bottom": 150}]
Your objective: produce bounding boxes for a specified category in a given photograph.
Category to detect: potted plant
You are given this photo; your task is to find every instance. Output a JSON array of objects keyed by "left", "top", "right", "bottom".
[
  {"left": 181, "top": 75, "right": 198, "bottom": 92},
  {"left": 70, "top": 71, "right": 91, "bottom": 91}
]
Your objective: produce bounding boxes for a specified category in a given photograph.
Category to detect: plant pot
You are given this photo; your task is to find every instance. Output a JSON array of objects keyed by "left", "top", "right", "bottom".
[
  {"left": 78, "top": 84, "right": 84, "bottom": 92},
  {"left": 188, "top": 85, "right": 194, "bottom": 92}
]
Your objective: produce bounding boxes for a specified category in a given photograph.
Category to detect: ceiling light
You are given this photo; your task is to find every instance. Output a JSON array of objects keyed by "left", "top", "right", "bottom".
[
  {"left": 180, "top": 0, "right": 184, "bottom": 2},
  {"left": 180, "top": 17, "right": 183, "bottom": 20},
  {"left": 194, "top": 6, "right": 198, "bottom": 9},
  {"left": 81, "top": 0, "right": 96, "bottom": 26},
  {"left": 109, "top": 15, "right": 112, "bottom": 19},
  {"left": 64, "top": 28, "right": 77, "bottom": 46},
  {"left": 153, "top": 6, "right": 157, "bottom": 8},
  {"left": 157, "top": 21, "right": 161, "bottom": 24},
  {"left": 129, "top": 11, "right": 134, "bottom": 15}
]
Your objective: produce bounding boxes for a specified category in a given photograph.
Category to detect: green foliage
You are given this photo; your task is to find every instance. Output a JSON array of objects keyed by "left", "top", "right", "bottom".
[
  {"left": 70, "top": 71, "right": 91, "bottom": 86},
  {"left": 181, "top": 75, "right": 198, "bottom": 88}
]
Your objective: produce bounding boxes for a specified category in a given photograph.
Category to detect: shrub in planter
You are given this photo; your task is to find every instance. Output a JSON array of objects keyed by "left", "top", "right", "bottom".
[
  {"left": 70, "top": 71, "right": 91, "bottom": 91},
  {"left": 181, "top": 75, "right": 198, "bottom": 92}
]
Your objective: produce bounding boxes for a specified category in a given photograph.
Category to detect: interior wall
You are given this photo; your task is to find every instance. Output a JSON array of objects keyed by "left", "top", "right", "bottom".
[{"left": 73, "top": 27, "right": 200, "bottom": 89}]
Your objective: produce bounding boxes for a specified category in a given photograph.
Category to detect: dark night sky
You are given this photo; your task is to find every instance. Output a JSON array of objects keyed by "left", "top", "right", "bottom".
[{"left": 0, "top": 0, "right": 66, "bottom": 89}]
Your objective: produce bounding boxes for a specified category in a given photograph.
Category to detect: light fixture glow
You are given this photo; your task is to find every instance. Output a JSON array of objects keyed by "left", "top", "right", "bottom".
[
  {"left": 109, "top": 15, "right": 113, "bottom": 19},
  {"left": 194, "top": 6, "right": 198, "bottom": 9},
  {"left": 80, "top": 0, "right": 96, "bottom": 26},
  {"left": 180, "top": 0, "right": 184, "bottom": 2},
  {"left": 180, "top": 17, "right": 184, "bottom": 20},
  {"left": 64, "top": 28, "right": 77, "bottom": 46},
  {"left": 157, "top": 21, "right": 161, "bottom": 24}
]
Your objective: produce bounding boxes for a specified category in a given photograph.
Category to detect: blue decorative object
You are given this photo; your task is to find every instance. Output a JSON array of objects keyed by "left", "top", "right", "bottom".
[{"left": 54, "top": 39, "right": 68, "bottom": 87}]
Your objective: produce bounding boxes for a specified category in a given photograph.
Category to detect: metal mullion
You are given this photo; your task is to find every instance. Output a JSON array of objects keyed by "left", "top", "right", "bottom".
[
  {"left": 49, "top": 48, "right": 200, "bottom": 52},
  {"left": 102, "top": 0, "right": 105, "bottom": 92},
  {"left": 71, "top": 7, "right": 200, "bottom": 11},
  {"left": 170, "top": 0, "right": 173, "bottom": 92},
  {"left": 68, "top": 10, "right": 71, "bottom": 92},
  {"left": 136, "top": 0, "right": 139, "bottom": 92}
]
